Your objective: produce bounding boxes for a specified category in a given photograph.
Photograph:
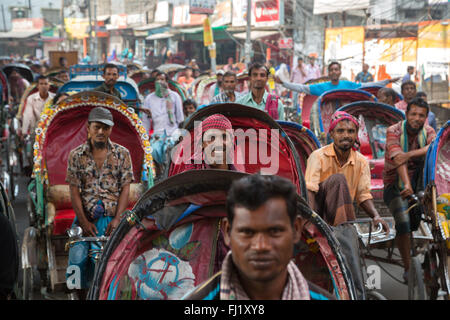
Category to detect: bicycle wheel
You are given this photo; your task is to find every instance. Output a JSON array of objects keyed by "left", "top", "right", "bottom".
[
  {"left": 408, "top": 255, "right": 426, "bottom": 300},
  {"left": 366, "top": 290, "right": 387, "bottom": 300}
]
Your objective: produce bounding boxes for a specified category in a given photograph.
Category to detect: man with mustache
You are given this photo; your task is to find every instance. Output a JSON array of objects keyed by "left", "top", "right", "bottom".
[
  {"left": 211, "top": 71, "right": 241, "bottom": 103},
  {"left": 65, "top": 107, "right": 134, "bottom": 298},
  {"left": 183, "top": 174, "right": 333, "bottom": 300},
  {"left": 383, "top": 97, "right": 435, "bottom": 283},
  {"left": 93, "top": 63, "right": 122, "bottom": 100},
  {"left": 305, "top": 111, "right": 390, "bottom": 299},
  {"left": 236, "top": 62, "right": 285, "bottom": 120}
]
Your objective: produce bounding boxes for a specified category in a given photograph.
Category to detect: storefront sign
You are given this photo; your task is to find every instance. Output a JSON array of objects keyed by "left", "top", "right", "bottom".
[
  {"left": 254, "top": 0, "right": 280, "bottom": 27},
  {"left": 12, "top": 18, "right": 44, "bottom": 31},
  {"left": 64, "top": 18, "right": 89, "bottom": 39},
  {"left": 173, "top": 4, "right": 207, "bottom": 26},
  {"left": 189, "top": 0, "right": 216, "bottom": 14},
  {"left": 279, "top": 38, "right": 293, "bottom": 49}
]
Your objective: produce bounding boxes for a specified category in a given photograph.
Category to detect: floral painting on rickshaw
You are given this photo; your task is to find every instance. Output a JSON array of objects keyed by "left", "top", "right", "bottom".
[{"left": 126, "top": 223, "right": 201, "bottom": 300}]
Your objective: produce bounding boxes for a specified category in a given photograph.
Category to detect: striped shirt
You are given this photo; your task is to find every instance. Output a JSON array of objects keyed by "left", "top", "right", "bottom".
[{"left": 382, "top": 121, "right": 436, "bottom": 186}]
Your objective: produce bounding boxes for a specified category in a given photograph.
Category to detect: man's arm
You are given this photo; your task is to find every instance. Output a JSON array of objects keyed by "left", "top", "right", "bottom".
[
  {"left": 277, "top": 99, "right": 285, "bottom": 121},
  {"left": 69, "top": 185, "right": 98, "bottom": 236},
  {"left": 396, "top": 163, "right": 414, "bottom": 199},
  {"left": 105, "top": 183, "right": 130, "bottom": 236},
  {"left": 360, "top": 77, "right": 401, "bottom": 88},
  {"left": 279, "top": 79, "right": 311, "bottom": 94},
  {"left": 174, "top": 93, "right": 185, "bottom": 125}
]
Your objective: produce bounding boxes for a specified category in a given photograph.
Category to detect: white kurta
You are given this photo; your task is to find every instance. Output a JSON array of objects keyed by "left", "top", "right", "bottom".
[{"left": 141, "top": 90, "right": 184, "bottom": 136}]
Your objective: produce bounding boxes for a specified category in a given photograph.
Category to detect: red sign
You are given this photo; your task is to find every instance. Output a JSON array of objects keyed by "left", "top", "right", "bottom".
[
  {"left": 254, "top": 0, "right": 279, "bottom": 26},
  {"left": 279, "top": 38, "right": 293, "bottom": 49}
]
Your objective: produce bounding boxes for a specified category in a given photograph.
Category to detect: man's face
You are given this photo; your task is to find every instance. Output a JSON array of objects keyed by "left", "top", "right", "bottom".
[
  {"left": 406, "top": 105, "right": 427, "bottom": 132},
  {"left": 103, "top": 67, "right": 119, "bottom": 87},
  {"left": 330, "top": 120, "right": 358, "bottom": 152},
  {"left": 363, "top": 64, "right": 369, "bottom": 72},
  {"left": 402, "top": 83, "right": 417, "bottom": 101},
  {"left": 408, "top": 67, "right": 415, "bottom": 75},
  {"left": 222, "top": 75, "right": 236, "bottom": 92},
  {"left": 59, "top": 72, "right": 70, "bottom": 82},
  {"left": 224, "top": 198, "right": 301, "bottom": 283},
  {"left": 217, "top": 74, "right": 223, "bottom": 85},
  {"left": 309, "top": 57, "right": 315, "bottom": 65},
  {"left": 228, "top": 57, "right": 234, "bottom": 65},
  {"left": 156, "top": 73, "right": 168, "bottom": 86},
  {"left": 202, "top": 128, "right": 233, "bottom": 167},
  {"left": 249, "top": 67, "right": 268, "bottom": 90},
  {"left": 37, "top": 78, "right": 50, "bottom": 95},
  {"left": 185, "top": 69, "right": 193, "bottom": 77},
  {"left": 298, "top": 59, "right": 303, "bottom": 66},
  {"left": 377, "top": 91, "right": 394, "bottom": 106},
  {"left": 88, "top": 121, "right": 112, "bottom": 149},
  {"left": 328, "top": 64, "right": 341, "bottom": 82}
]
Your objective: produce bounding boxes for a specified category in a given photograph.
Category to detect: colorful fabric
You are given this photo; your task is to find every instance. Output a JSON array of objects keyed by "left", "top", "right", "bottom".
[
  {"left": 65, "top": 140, "right": 134, "bottom": 220},
  {"left": 355, "top": 71, "right": 374, "bottom": 83},
  {"left": 328, "top": 111, "right": 360, "bottom": 133},
  {"left": 211, "top": 91, "right": 242, "bottom": 103},
  {"left": 313, "top": 174, "right": 357, "bottom": 226},
  {"left": 305, "top": 63, "right": 322, "bottom": 82},
  {"left": 201, "top": 113, "right": 233, "bottom": 133},
  {"left": 219, "top": 252, "right": 310, "bottom": 300},
  {"left": 383, "top": 121, "right": 435, "bottom": 186},
  {"left": 305, "top": 143, "right": 373, "bottom": 205},
  {"left": 394, "top": 100, "right": 407, "bottom": 112}
]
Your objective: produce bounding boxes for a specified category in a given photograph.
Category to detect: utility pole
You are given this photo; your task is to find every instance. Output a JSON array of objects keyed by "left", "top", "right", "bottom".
[
  {"left": 88, "top": 0, "right": 93, "bottom": 61},
  {"left": 1, "top": 5, "right": 7, "bottom": 32},
  {"left": 60, "top": 0, "right": 65, "bottom": 50},
  {"left": 93, "top": 0, "right": 98, "bottom": 64},
  {"left": 245, "top": 0, "right": 251, "bottom": 67}
]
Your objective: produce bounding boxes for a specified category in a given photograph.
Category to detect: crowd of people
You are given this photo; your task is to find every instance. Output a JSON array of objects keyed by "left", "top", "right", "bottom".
[{"left": 0, "top": 51, "right": 443, "bottom": 301}]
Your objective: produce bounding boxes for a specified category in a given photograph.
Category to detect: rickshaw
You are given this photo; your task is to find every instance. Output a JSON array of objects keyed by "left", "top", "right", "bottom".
[
  {"left": 88, "top": 169, "right": 357, "bottom": 300},
  {"left": 68, "top": 64, "right": 128, "bottom": 80},
  {"left": 137, "top": 78, "right": 187, "bottom": 101},
  {"left": 348, "top": 121, "right": 450, "bottom": 300},
  {"left": 310, "top": 89, "right": 376, "bottom": 144},
  {"left": 192, "top": 75, "right": 216, "bottom": 105},
  {"left": 126, "top": 63, "right": 142, "bottom": 75},
  {"left": 2, "top": 63, "right": 34, "bottom": 84},
  {"left": 168, "top": 103, "right": 307, "bottom": 199},
  {"left": 422, "top": 120, "right": 450, "bottom": 299},
  {"left": 0, "top": 179, "right": 19, "bottom": 299},
  {"left": 277, "top": 121, "right": 321, "bottom": 174},
  {"left": 20, "top": 91, "right": 155, "bottom": 299},
  {"left": 296, "top": 76, "right": 329, "bottom": 129},
  {"left": 156, "top": 63, "right": 185, "bottom": 77},
  {"left": 337, "top": 101, "right": 405, "bottom": 201},
  {"left": 129, "top": 69, "right": 152, "bottom": 85},
  {"left": 360, "top": 85, "right": 403, "bottom": 103}
]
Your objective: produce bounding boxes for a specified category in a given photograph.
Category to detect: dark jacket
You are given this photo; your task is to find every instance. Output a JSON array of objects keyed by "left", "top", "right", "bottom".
[
  {"left": 183, "top": 271, "right": 336, "bottom": 300},
  {"left": 94, "top": 83, "right": 122, "bottom": 100}
]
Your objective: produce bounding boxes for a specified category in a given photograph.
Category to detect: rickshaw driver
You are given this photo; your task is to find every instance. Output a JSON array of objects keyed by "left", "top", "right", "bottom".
[
  {"left": 305, "top": 110, "right": 390, "bottom": 232},
  {"left": 183, "top": 174, "right": 333, "bottom": 300},
  {"left": 93, "top": 63, "right": 122, "bottom": 100},
  {"left": 383, "top": 97, "right": 436, "bottom": 283},
  {"left": 65, "top": 107, "right": 134, "bottom": 296}
]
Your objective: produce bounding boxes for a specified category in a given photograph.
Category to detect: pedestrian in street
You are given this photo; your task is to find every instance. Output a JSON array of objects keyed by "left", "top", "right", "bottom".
[
  {"left": 305, "top": 54, "right": 321, "bottom": 82},
  {"left": 211, "top": 71, "right": 241, "bottom": 103},
  {"left": 402, "top": 66, "right": 415, "bottom": 84},
  {"left": 355, "top": 63, "right": 374, "bottom": 83},
  {"left": 290, "top": 57, "right": 307, "bottom": 109}
]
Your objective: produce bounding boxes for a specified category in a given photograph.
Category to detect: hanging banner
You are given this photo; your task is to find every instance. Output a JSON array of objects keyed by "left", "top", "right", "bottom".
[
  {"left": 254, "top": 0, "right": 280, "bottom": 27},
  {"left": 189, "top": 0, "right": 216, "bottom": 15},
  {"left": 203, "top": 17, "right": 213, "bottom": 47}
]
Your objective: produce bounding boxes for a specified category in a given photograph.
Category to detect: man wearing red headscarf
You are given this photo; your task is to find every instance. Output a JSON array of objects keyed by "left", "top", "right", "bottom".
[
  {"left": 182, "top": 113, "right": 238, "bottom": 171},
  {"left": 305, "top": 111, "right": 390, "bottom": 300},
  {"left": 305, "top": 111, "right": 390, "bottom": 231}
]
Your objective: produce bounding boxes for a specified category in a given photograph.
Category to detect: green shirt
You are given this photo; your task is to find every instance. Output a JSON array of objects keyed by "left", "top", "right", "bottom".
[
  {"left": 235, "top": 91, "right": 285, "bottom": 120},
  {"left": 94, "top": 83, "right": 122, "bottom": 100}
]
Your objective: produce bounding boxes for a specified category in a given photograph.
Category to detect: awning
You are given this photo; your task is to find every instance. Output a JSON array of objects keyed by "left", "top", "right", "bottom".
[
  {"left": 134, "top": 22, "right": 168, "bottom": 31},
  {"left": 233, "top": 30, "right": 279, "bottom": 40},
  {"left": 0, "top": 30, "right": 41, "bottom": 39},
  {"left": 146, "top": 32, "right": 174, "bottom": 40}
]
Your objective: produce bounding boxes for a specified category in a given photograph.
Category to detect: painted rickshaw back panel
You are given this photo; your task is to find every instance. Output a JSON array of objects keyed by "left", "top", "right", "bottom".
[
  {"left": 33, "top": 91, "right": 154, "bottom": 236},
  {"left": 168, "top": 103, "right": 307, "bottom": 199},
  {"left": 337, "top": 101, "right": 405, "bottom": 200},
  {"left": 88, "top": 170, "right": 356, "bottom": 300}
]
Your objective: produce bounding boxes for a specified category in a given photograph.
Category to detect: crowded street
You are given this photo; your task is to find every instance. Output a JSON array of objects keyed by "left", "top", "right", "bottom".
[{"left": 0, "top": 0, "right": 449, "bottom": 304}]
